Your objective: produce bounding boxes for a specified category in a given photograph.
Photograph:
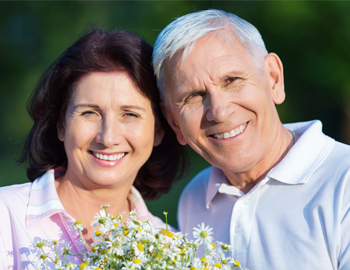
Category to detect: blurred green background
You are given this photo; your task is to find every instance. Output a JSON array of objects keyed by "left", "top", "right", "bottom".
[{"left": 1, "top": 1, "right": 350, "bottom": 228}]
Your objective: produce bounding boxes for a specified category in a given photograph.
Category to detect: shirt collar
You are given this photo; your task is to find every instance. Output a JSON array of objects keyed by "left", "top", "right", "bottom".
[
  {"left": 25, "top": 171, "right": 151, "bottom": 229},
  {"left": 268, "top": 120, "right": 333, "bottom": 184},
  {"left": 129, "top": 186, "right": 152, "bottom": 220},
  {"left": 26, "top": 170, "right": 65, "bottom": 229},
  {"left": 205, "top": 120, "right": 334, "bottom": 208},
  {"left": 206, "top": 167, "right": 245, "bottom": 209}
]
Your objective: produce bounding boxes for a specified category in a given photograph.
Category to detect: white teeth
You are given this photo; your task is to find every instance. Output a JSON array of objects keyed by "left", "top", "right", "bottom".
[
  {"left": 213, "top": 123, "right": 247, "bottom": 139},
  {"left": 229, "top": 129, "right": 236, "bottom": 137},
  {"left": 216, "top": 133, "right": 224, "bottom": 139},
  {"left": 93, "top": 152, "right": 125, "bottom": 161}
]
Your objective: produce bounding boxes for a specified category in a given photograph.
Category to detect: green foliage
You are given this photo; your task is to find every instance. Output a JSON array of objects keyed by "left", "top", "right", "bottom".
[{"left": 1, "top": 1, "right": 350, "bottom": 226}]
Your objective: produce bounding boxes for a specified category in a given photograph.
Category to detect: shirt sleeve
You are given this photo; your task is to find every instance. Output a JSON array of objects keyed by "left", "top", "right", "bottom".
[
  {"left": 339, "top": 198, "right": 350, "bottom": 269},
  {"left": 0, "top": 211, "right": 9, "bottom": 268}
]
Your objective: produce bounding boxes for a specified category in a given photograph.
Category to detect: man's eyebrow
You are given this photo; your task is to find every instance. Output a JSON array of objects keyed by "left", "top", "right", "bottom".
[{"left": 219, "top": 70, "right": 244, "bottom": 80}]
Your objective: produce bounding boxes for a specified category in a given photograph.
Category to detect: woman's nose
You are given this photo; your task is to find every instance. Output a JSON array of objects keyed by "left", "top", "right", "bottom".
[{"left": 95, "top": 115, "right": 122, "bottom": 148}]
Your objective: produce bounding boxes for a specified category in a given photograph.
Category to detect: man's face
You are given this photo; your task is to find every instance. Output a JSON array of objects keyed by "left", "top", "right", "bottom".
[{"left": 162, "top": 33, "right": 285, "bottom": 176}]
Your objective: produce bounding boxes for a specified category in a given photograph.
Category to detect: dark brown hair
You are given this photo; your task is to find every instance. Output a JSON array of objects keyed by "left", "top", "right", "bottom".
[{"left": 19, "top": 28, "right": 188, "bottom": 200}]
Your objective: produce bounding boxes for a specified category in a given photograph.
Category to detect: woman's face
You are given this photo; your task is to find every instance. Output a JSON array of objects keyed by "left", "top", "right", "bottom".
[{"left": 58, "top": 71, "right": 163, "bottom": 190}]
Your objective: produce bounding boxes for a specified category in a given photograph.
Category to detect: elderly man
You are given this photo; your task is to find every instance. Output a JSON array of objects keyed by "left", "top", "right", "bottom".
[{"left": 152, "top": 9, "right": 350, "bottom": 270}]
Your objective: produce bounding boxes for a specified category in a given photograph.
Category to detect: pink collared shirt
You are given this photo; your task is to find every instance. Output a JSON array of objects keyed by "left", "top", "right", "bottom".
[{"left": 0, "top": 170, "right": 165, "bottom": 269}]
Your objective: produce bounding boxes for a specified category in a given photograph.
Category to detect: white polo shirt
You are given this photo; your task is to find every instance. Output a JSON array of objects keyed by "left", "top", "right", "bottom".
[{"left": 178, "top": 120, "right": 350, "bottom": 270}]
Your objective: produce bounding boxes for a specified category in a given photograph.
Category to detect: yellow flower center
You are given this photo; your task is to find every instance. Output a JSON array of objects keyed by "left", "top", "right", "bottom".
[
  {"left": 134, "top": 258, "right": 141, "bottom": 264},
  {"left": 200, "top": 231, "right": 208, "bottom": 238},
  {"left": 214, "top": 263, "right": 222, "bottom": 269},
  {"left": 74, "top": 220, "right": 83, "bottom": 226},
  {"left": 200, "top": 258, "right": 207, "bottom": 262},
  {"left": 36, "top": 242, "right": 45, "bottom": 248},
  {"left": 95, "top": 230, "right": 102, "bottom": 237},
  {"left": 234, "top": 260, "right": 240, "bottom": 267},
  {"left": 137, "top": 243, "right": 144, "bottom": 251},
  {"left": 124, "top": 230, "right": 129, "bottom": 236},
  {"left": 79, "top": 261, "right": 88, "bottom": 270}
]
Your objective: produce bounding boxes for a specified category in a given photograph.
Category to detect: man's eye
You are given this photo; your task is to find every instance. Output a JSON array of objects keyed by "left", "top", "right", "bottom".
[
  {"left": 184, "top": 92, "right": 205, "bottom": 103},
  {"left": 225, "top": 77, "right": 239, "bottom": 85}
]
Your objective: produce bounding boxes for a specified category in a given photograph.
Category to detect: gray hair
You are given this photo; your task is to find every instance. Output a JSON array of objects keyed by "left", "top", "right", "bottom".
[{"left": 153, "top": 9, "right": 268, "bottom": 104}]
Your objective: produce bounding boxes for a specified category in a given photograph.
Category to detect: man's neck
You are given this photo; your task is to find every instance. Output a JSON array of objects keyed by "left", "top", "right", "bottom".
[{"left": 222, "top": 126, "right": 295, "bottom": 194}]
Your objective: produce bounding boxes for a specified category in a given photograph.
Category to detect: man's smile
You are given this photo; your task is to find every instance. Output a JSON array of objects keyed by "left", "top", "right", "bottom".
[{"left": 210, "top": 122, "right": 247, "bottom": 139}]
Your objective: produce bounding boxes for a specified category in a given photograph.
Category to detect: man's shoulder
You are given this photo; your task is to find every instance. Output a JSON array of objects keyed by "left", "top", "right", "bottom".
[
  {"left": 331, "top": 139, "right": 350, "bottom": 157},
  {"left": 181, "top": 166, "right": 212, "bottom": 197}
]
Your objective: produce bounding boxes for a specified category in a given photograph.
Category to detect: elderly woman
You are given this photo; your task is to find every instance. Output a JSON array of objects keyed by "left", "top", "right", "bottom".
[{"left": 0, "top": 28, "right": 187, "bottom": 268}]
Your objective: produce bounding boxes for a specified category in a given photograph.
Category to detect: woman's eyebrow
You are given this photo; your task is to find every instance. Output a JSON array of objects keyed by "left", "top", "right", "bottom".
[
  {"left": 120, "top": 105, "right": 146, "bottom": 112},
  {"left": 74, "top": 104, "right": 100, "bottom": 109}
]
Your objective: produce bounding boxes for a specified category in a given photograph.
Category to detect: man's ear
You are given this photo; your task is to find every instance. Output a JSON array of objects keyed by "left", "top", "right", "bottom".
[
  {"left": 264, "top": 53, "right": 285, "bottom": 105},
  {"left": 160, "top": 101, "right": 187, "bottom": 146}
]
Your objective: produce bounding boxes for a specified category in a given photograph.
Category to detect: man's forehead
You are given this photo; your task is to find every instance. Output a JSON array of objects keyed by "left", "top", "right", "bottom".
[{"left": 163, "top": 34, "right": 249, "bottom": 87}]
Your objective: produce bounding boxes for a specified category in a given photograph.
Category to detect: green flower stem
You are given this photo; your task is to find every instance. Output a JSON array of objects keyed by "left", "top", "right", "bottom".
[
  {"left": 67, "top": 252, "right": 84, "bottom": 257},
  {"left": 77, "top": 228, "right": 89, "bottom": 254},
  {"left": 39, "top": 247, "right": 50, "bottom": 270},
  {"left": 103, "top": 206, "right": 108, "bottom": 216},
  {"left": 163, "top": 212, "right": 168, "bottom": 230},
  {"left": 42, "top": 258, "right": 49, "bottom": 270}
]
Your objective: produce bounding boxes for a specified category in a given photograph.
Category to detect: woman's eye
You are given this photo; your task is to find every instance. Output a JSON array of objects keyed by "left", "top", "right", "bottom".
[
  {"left": 125, "top": 112, "right": 139, "bottom": 118},
  {"left": 82, "top": 111, "right": 96, "bottom": 116},
  {"left": 81, "top": 110, "right": 101, "bottom": 122}
]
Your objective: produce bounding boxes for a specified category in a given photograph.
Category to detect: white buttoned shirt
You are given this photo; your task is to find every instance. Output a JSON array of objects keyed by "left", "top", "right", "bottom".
[{"left": 178, "top": 120, "right": 350, "bottom": 270}]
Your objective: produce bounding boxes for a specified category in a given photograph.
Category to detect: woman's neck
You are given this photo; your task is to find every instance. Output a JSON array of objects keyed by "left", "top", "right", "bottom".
[{"left": 55, "top": 175, "right": 132, "bottom": 248}]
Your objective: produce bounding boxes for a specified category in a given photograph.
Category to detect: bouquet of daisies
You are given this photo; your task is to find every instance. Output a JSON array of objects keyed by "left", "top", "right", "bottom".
[{"left": 32, "top": 205, "right": 244, "bottom": 270}]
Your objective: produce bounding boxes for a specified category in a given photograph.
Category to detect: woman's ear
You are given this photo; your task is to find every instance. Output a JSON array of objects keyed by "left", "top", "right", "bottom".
[
  {"left": 264, "top": 53, "right": 285, "bottom": 105},
  {"left": 153, "top": 125, "right": 165, "bottom": 147},
  {"left": 160, "top": 102, "right": 187, "bottom": 146},
  {"left": 57, "top": 121, "right": 65, "bottom": 142}
]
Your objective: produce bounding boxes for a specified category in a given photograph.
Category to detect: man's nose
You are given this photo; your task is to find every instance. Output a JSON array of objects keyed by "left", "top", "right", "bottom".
[{"left": 205, "top": 92, "right": 235, "bottom": 123}]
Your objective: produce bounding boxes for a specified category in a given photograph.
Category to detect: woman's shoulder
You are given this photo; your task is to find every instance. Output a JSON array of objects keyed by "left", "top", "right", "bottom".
[{"left": 0, "top": 182, "right": 32, "bottom": 208}]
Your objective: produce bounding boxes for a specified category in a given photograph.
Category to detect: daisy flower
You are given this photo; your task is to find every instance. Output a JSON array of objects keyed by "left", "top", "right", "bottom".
[
  {"left": 91, "top": 209, "right": 110, "bottom": 228},
  {"left": 193, "top": 223, "right": 214, "bottom": 245}
]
